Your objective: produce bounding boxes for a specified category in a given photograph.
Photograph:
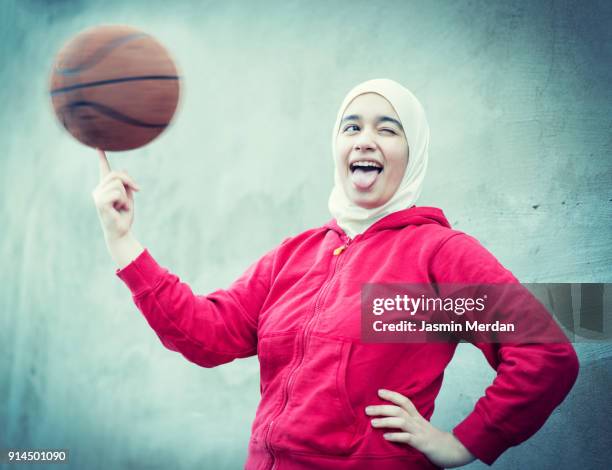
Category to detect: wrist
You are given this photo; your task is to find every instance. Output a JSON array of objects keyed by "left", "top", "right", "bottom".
[
  {"left": 105, "top": 231, "right": 145, "bottom": 269},
  {"left": 105, "top": 231, "right": 137, "bottom": 249},
  {"left": 445, "top": 431, "right": 476, "bottom": 467}
]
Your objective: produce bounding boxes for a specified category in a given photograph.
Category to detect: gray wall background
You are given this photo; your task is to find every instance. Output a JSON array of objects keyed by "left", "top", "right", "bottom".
[{"left": 1, "top": 0, "right": 610, "bottom": 468}]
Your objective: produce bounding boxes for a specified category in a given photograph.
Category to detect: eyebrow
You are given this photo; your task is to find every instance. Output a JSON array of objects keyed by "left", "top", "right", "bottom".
[{"left": 340, "top": 114, "right": 404, "bottom": 131}]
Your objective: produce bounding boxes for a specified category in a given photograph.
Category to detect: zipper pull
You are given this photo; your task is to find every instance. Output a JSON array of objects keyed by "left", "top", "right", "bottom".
[
  {"left": 333, "top": 235, "right": 354, "bottom": 256},
  {"left": 333, "top": 245, "right": 347, "bottom": 256}
]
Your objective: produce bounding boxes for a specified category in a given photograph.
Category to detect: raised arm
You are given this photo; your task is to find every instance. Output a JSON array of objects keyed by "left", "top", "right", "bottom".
[
  {"left": 114, "top": 239, "right": 278, "bottom": 368},
  {"left": 92, "top": 149, "right": 278, "bottom": 368}
]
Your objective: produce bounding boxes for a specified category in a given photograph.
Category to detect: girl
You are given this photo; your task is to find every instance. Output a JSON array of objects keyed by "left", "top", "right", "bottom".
[{"left": 92, "top": 79, "right": 579, "bottom": 469}]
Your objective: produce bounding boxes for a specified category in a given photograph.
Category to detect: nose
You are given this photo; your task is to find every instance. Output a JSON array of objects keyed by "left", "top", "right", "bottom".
[{"left": 353, "top": 132, "right": 376, "bottom": 152}]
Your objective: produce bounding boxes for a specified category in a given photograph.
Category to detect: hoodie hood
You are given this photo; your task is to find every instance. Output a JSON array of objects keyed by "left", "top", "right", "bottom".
[{"left": 324, "top": 205, "right": 451, "bottom": 239}]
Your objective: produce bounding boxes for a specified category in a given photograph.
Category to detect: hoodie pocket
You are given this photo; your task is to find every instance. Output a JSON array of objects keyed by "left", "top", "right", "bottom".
[{"left": 274, "top": 336, "right": 363, "bottom": 455}]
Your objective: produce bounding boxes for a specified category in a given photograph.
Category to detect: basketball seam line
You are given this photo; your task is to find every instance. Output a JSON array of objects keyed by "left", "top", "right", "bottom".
[
  {"left": 54, "top": 33, "right": 149, "bottom": 75},
  {"left": 61, "top": 101, "right": 169, "bottom": 128},
  {"left": 50, "top": 75, "right": 180, "bottom": 95}
]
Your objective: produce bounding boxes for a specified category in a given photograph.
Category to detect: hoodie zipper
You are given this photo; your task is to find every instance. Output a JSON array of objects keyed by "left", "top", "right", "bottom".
[{"left": 264, "top": 234, "right": 355, "bottom": 470}]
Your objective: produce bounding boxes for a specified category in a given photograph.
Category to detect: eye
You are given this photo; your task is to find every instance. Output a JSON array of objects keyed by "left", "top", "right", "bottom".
[
  {"left": 343, "top": 124, "right": 359, "bottom": 132},
  {"left": 380, "top": 128, "right": 397, "bottom": 135}
]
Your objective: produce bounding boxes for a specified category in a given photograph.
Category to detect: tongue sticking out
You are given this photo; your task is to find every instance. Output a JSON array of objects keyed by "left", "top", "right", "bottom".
[{"left": 351, "top": 168, "right": 379, "bottom": 190}]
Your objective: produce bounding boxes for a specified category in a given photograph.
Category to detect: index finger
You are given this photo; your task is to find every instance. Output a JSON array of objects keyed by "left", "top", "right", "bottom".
[
  {"left": 365, "top": 405, "right": 402, "bottom": 417},
  {"left": 98, "top": 148, "right": 111, "bottom": 179},
  {"left": 378, "top": 389, "right": 419, "bottom": 416}
]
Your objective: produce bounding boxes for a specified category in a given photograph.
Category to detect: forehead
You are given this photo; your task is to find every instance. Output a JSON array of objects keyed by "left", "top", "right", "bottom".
[{"left": 342, "top": 92, "right": 398, "bottom": 118}]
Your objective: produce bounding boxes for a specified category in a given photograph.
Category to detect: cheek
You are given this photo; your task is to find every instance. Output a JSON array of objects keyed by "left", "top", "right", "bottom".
[
  {"left": 382, "top": 151, "right": 408, "bottom": 192},
  {"left": 336, "top": 139, "right": 348, "bottom": 154},
  {"left": 335, "top": 141, "right": 352, "bottom": 168}
]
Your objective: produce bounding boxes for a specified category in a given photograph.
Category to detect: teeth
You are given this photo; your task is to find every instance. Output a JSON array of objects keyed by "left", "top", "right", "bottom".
[{"left": 351, "top": 161, "right": 382, "bottom": 169}]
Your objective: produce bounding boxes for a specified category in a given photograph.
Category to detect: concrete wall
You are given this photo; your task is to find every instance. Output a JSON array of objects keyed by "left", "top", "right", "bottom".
[{"left": 1, "top": 0, "right": 610, "bottom": 468}]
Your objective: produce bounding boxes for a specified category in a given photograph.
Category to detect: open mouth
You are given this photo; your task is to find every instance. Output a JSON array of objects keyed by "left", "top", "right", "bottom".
[{"left": 349, "top": 160, "right": 383, "bottom": 190}]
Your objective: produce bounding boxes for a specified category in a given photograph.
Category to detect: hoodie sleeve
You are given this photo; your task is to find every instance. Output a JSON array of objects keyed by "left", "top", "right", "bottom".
[
  {"left": 429, "top": 233, "right": 580, "bottom": 466},
  {"left": 115, "top": 245, "right": 278, "bottom": 368}
]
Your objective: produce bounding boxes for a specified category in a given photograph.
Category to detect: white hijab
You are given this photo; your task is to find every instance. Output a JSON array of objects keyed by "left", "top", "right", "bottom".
[{"left": 327, "top": 79, "right": 430, "bottom": 239}]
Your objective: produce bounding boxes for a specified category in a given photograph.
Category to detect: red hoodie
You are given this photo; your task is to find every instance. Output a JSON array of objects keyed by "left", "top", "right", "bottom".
[{"left": 115, "top": 206, "right": 579, "bottom": 469}]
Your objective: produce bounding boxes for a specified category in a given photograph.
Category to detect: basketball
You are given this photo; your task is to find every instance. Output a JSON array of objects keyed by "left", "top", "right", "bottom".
[{"left": 49, "top": 25, "right": 180, "bottom": 151}]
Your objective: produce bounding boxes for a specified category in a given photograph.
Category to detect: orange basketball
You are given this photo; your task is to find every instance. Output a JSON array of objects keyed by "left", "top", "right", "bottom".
[{"left": 49, "top": 25, "right": 180, "bottom": 151}]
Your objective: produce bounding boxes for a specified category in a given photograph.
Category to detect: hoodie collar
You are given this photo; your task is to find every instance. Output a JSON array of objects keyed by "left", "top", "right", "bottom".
[{"left": 324, "top": 206, "right": 451, "bottom": 240}]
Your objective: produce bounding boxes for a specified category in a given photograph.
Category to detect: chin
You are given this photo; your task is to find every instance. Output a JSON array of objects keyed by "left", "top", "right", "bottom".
[
  {"left": 352, "top": 195, "right": 386, "bottom": 209},
  {"left": 342, "top": 185, "right": 382, "bottom": 209}
]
